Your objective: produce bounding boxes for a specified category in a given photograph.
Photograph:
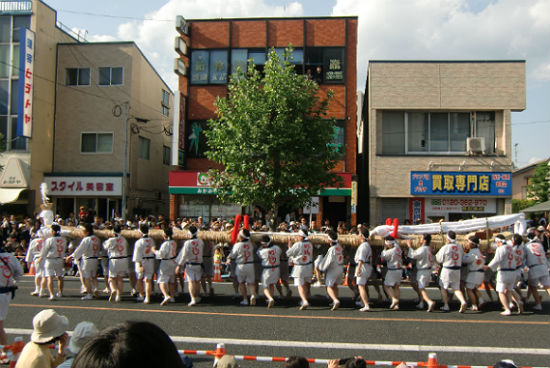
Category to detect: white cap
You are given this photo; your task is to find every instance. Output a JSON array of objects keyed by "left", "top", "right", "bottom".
[{"left": 68, "top": 321, "right": 98, "bottom": 354}]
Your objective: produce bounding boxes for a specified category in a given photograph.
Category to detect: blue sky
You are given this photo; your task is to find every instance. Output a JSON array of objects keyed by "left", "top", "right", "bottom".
[{"left": 44, "top": 0, "right": 549, "bottom": 168}]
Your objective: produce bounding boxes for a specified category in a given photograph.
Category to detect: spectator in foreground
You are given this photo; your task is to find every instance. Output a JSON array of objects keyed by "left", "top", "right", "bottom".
[
  {"left": 216, "top": 354, "right": 240, "bottom": 367},
  {"left": 71, "top": 321, "right": 184, "bottom": 368},
  {"left": 16, "top": 309, "right": 69, "bottom": 368},
  {"left": 57, "top": 321, "right": 98, "bottom": 368},
  {"left": 285, "top": 356, "right": 309, "bottom": 368}
]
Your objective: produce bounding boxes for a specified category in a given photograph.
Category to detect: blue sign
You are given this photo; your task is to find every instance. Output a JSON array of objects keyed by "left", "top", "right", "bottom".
[{"left": 410, "top": 171, "right": 512, "bottom": 196}]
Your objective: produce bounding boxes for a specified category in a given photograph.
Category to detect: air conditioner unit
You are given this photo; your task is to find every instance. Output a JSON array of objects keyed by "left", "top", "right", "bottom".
[
  {"left": 467, "top": 137, "right": 485, "bottom": 154},
  {"left": 174, "top": 37, "right": 188, "bottom": 56},
  {"left": 174, "top": 59, "right": 186, "bottom": 77},
  {"left": 175, "top": 15, "right": 189, "bottom": 35}
]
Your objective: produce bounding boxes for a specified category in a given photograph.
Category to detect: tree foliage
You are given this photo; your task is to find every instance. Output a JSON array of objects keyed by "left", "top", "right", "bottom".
[
  {"left": 526, "top": 161, "right": 550, "bottom": 203},
  {"left": 205, "top": 48, "right": 342, "bottom": 221}
]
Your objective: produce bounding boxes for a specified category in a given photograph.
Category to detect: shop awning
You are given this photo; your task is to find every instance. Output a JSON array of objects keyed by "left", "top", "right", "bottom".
[
  {"left": 0, "top": 188, "right": 25, "bottom": 205},
  {"left": 521, "top": 200, "right": 550, "bottom": 213}
]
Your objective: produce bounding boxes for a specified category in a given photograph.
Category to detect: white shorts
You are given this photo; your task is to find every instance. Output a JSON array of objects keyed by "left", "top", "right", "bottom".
[
  {"left": 157, "top": 260, "right": 176, "bottom": 284},
  {"left": 496, "top": 270, "right": 517, "bottom": 286},
  {"left": 80, "top": 259, "right": 98, "bottom": 279},
  {"left": 291, "top": 263, "right": 313, "bottom": 280},
  {"left": 262, "top": 267, "right": 280, "bottom": 287},
  {"left": 355, "top": 264, "right": 373, "bottom": 286},
  {"left": 325, "top": 266, "right": 343, "bottom": 287},
  {"left": 528, "top": 274, "right": 550, "bottom": 288},
  {"left": 135, "top": 258, "right": 155, "bottom": 280},
  {"left": 0, "top": 293, "right": 10, "bottom": 320},
  {"left": 496, "top": 281, "right": 515, "bottom": 293},
  {"left": 465, "top": 271, "right": 484, "bottom": 289},
  {"left": 44, "top": 259, "right": 64, "bottom": 278},
  {"left": 416, "top": 269, "right": 432, "bottom": 289},
  {"left": 384, "top": 269, "right": 402, "bottom": 287},
  {"left": 236, "top": 264, "right": 255, "bottom": 284},
  {"left": 185, "top": 264, "right": 203, "bottom": 282},
  {"left": 293, "top": 274, "right": 312, "bottom": 286},
  {"left": 109, "top": 258, "right": 129, "bottom": 278},
  {"left": 439, "top": 268, "right": 460, "bottom": 290},
  {"left": 33, "top": 259, "right": 44, "bottom": 278}
]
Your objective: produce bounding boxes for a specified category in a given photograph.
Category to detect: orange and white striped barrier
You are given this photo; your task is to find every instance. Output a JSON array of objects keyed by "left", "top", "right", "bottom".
[{"left": 177, "top": 349, "right": 545, "bottom": 368}]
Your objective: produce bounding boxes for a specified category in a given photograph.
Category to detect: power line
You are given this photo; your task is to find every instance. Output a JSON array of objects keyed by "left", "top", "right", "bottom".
[
  {"left": 511, "top": 120, "right": 550, "bottom": 125},
  {"left": 56, "top": 9, "right": 172, "bottom": 22},
  {"left": 55, "top": 9, "right": 170, "bottom": 22}
]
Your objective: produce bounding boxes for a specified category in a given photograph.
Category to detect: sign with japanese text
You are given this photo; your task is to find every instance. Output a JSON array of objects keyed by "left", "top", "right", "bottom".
[
  {"left": 17, "top": 28, "right": 34, "bottom": 137},
  {"left": 0, "top": 1, "right": 32, "bottom": 14},
  {"left": 410, "top": 171, "right": 512, "bottom": 196},
  {"left": 426, "top": 198, "right": 496, "bottom": 214},
  {"left": 44, "top": 177, "right": 122, "bottom": 196},
  {"left": 408, "top": 198, "right": 425, "bottom": 224}
]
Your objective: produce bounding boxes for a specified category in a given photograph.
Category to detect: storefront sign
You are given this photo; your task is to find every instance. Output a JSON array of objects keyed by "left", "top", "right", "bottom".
[
  {"left": 44, "top": 177, "right": 122, "bottom": 196},
  {"left": 0, "top": 1, "right": 32, "bottom": 14},
  {"left": 426, "top": 198, "right": 496, "bottom": 214},
  {"left": 410, "top": 171, "right": 511, "bottom": 196},
  {"left": 17, "top": 28, "right": 34, "bottom": 137}
]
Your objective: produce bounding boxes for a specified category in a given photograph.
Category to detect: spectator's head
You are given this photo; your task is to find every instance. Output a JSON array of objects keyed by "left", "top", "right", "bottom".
[
  {"left": 31, "top": 309, "right": 69, "bottom": 344},
  {"left": 494, "top": 360, "right": 518, "bottom": 368},
  {"left": 344, "top": 358, "right": 367, "bottom": 368},
  {"left": 216, "top": 355, "right": 240, "bottom": 368},
  {"left": 72, "top": 321, "right": 184, "bottom": 368},
  {"left": 285, "top": 356, "right": 309, "bottom": 368},
  {"left": 68, "top": 321, "right": 98, "bottom": 355}
]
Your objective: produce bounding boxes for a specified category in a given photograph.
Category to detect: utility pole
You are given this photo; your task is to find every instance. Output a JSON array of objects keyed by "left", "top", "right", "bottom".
[
  {"left": 513, "top": 143, "right": 518, "bottom": 167},
  {"left": 121, "top": 101, "right": 129, "bottom": 220}
]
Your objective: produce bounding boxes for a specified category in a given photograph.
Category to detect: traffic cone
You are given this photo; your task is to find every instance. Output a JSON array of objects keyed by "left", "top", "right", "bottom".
[
  {"left": 213, "top": 261, "right": 222, "bottom": 282},
  {"left": 213, "top": 343, "right": 226, "bottom": 365},
  {"left": 342, "top": 264, "right": 349, "bottom": 286},
  {"left": 425, "top": 352, "right": 439, "bottom": 368},
  {"left": 28, "top": 263, "right": 35, "bottom": 276}
]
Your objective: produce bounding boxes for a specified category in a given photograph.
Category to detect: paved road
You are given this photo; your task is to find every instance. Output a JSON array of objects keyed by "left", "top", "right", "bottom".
[{"left": 5, "top": 277, "right": 550, "bottom": 367}]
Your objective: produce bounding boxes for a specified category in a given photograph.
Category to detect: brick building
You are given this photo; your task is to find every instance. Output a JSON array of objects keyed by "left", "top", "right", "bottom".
[
  {"left": 359, "top": 61, "right": 525, "bottom": 225},
  {"left": 169, "top": 16, "right": 358, "bottom": 227}
]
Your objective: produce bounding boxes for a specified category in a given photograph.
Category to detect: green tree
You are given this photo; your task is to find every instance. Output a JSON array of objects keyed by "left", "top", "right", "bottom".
[
  {"left": 527, "top": 161, "right": 550, "bottom": 203},
  {"left": 205, "top": 48, "right": 342, "bottom": 226}
]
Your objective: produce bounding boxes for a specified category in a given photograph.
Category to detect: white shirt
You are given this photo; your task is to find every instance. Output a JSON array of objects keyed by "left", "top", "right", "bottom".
[
  {"left": 257, "top": 245, "right": 282, "bottom": 267},
  {"left": 408, "top": 245, "right": 434, "bottom": 270},
  {"left": 25, "top": 238, "right": 44, "bottom": 263},
  {"left": 229, "top": 241, "right": 255, "bottom": 264},
  {"left": 72, "top": 235, "right": 101, "bottom": 260},
  {"left": 0, "top": 252, "right": 23, "bottom": 286},
  {"left": 177, "top": 238, "right": 204, "bottom": 265},
  {"left": 156, "top": 240, "right": 177, "bottom": 260},
  {"left": 40, "top": 236, "right": 67, "bottom": 259},
  {"left": 133, "top": 236, "right": 155, "bottom": 263},
  {"left": 103, "top": 235, "right": 128, "bottom": 258},
  {"left": 488, "top": 243, "right": 515, "bottom": 271},
  {"left": 286, "top": 241, "right": 313, "bottom": 265},
  {"left": 381, "top": 244, "right": 402, "bottom": 269},
  {"left": 319, "top": 243, "right": 344, "bottom": 272},
  {"left": 435, "top": 242, "right": 463, "bottom": 268},
  {"left": 354, "top": 241, "right": 372, "bottom": 265},
  {"left": 462, "top": 248, "right": 484, "bottom": 272}
]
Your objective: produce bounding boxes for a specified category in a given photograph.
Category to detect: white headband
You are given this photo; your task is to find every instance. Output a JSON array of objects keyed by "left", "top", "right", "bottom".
[
  {"left": 239, "top": 229, "right": 249, "bottom": 240},
  {"left": 298, "top": 229, "right": 308, "bottom": 239}
]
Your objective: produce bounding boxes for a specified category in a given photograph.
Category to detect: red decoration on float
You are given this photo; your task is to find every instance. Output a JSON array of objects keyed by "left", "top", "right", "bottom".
[
  {"left": 231, "top": 214, "right": 242, "bottom": 244},
  {"left": 391, "top": 218, "right": 399, "bottom": 238},
  {"left": 243, "top": 215, "right": 250, "bottom": 230}
]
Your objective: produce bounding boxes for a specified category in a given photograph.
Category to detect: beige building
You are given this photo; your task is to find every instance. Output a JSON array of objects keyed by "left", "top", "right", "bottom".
[
  {"left": 0, "top": 0, "right": 172, "bottom": 220},
  {"left": 512, "top": 158, "right": 549, "bottom": 200},
  {"left": 49, "top": 42, "right": 173, "bottom": 219},
  {"left": 0, "top": 0, "right": 78, "bottom": 215},
  {"left": 360, "top": 61, "right": 526, "bottom": 225}
]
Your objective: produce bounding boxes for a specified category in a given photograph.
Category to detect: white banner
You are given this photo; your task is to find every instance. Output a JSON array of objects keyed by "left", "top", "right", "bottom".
[
  {"left": 17, "top": 28, "right": 34, "bottom": 138},
  {"left": 370, "top": 213, "right": 527, "bottom": 237},
  {"left": 44, "top": 177, "right": 122, "bottom": 196},
  {"left": 426, "top": 198, "right": 496, "bottom": 215}
]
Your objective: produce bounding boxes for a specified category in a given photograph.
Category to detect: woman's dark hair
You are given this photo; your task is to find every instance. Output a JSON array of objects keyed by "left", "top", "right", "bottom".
[
  {"left": 423, "top": 234, "right": 432, "bottom": 244},
  {"left": 51, "top": 224, "right": 61, "bottom": 235},
  {"left": 113, "top": 224, "right": 122, "bottom": 234},
  {"left": 139, "top": 223, "right": 149, "bottom": 235},
  {"left": 285, "top": 356, "right": 309, "bottom": 368},
  {"left": 72, "top": 321, "right": 184, "bottom": 368},
  {"left": 83, "top": 223, "right": 94, "bottom": 236},
  {"left": 164, "top": 227, "right": 173, "bottom": 239},
  {"left": 513, "top": 233, "right": 523, "bottom": 246},
  {"left": 344, "top": 358, "right": 367, "bottom": 368}
]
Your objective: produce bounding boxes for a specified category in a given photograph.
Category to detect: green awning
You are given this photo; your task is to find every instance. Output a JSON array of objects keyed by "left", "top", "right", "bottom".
[{"left": 522, "top": 200, "right": 550, "bottom": 213}]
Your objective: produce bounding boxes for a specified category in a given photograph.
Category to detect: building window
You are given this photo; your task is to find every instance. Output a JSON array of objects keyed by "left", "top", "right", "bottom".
[
  {"left": 381, "top": 111, "right": 495, "bottom": 155},
  {"left": 190, "top": 50, "right": 228, "bottom": 85},
  {"left": 186, "top": 121, "right": 208, "bottom": 158},
  {"left": 161, "top": 89, "right": 170, "bottom": 117},
  {"left": 304, "top": 47, "right": 345, "bottom": 84},
  {"left": 230, "top": 49, "right": 268, "bottom": 76},
  {"left": 138, "top": 136, "right": 150, "bottom": 160},
  {"left": 81, "top": 132, "right": 113, "bottom": 153},
  {"left": 98, "top": 67, "right": 123, "bottom": 86},
  {"left": 66, "top": 68, "right": 90, "bottom": 86},
  {"left": 163, "top": 145, "right": 170, "bottom": 165}
]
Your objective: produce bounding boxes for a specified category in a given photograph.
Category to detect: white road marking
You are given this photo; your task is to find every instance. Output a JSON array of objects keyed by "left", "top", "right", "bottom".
[{"left": 6, "top": 328, "right": 548, "bottom": 356}]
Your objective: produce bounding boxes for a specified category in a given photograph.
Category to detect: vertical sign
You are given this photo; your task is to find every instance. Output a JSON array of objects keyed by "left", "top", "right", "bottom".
[
  {"left": 351, "top": 180, "right": 358, "bottom": 214},
  {"left": 178, "top": 94, "right": 186, "bottom": 166},
  {"left": 17, "top": 28, "right": 34, "bottom": 137},
  {"left": 408, "top": 198, "right": 425, "bottom": 224}
]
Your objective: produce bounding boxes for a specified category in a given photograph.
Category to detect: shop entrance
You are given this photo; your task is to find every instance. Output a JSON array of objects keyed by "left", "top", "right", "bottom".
[{"left": 322, "top": 196, "right": 348, "bottom": 228}]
